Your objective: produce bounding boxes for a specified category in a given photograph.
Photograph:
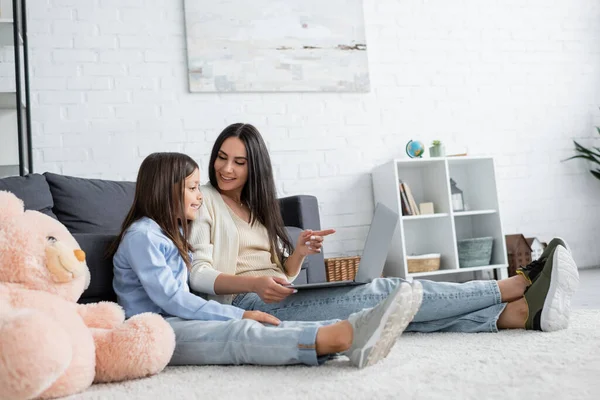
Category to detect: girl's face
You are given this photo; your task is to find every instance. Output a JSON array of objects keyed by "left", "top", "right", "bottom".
[
  {"left": 183, "top": 168, "right": 202, "bottom": 220},
  {"left": 214, "top": 137, "right": 248, "bottom": 194}
]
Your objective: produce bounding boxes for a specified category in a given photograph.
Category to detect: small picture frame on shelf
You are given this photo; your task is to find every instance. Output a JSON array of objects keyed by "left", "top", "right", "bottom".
[{"left": 419, "top": 202, "right": 434, "bottom": 215}]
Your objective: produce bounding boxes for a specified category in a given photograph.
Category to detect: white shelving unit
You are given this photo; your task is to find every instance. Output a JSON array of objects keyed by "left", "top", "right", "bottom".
[
  {"left": 372, "top": 156, "right": 508, "bottom": 281},
  {"left": 0, "top": 18, "right": 23, "bottom": 46}
]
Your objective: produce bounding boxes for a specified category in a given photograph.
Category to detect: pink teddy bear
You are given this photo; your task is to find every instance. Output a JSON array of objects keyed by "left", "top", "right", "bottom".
[{"left": 0, "top": 191, "right": 176, "bottom": 399}]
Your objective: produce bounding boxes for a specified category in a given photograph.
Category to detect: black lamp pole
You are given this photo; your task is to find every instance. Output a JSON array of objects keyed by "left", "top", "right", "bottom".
[
  {"left": 11, "top": 0, "right": 32, "bottom": 176},
  {"left": 21, "top": 0, "right": 32, "bottom": 174}
]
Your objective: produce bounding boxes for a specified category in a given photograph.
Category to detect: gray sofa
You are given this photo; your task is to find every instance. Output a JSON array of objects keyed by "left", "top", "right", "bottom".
[{"left": 0, "top": 173, "right": 327, "bottom": 304}]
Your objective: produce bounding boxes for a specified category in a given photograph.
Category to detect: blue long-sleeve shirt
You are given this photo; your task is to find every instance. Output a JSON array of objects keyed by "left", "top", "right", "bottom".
[{"left": 113, "top": 217, "right": 244, "bottom": 321}]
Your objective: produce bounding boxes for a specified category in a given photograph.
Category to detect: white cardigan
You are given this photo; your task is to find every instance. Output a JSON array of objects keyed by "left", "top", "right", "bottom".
[{"left": 188, "top": 184, "right": 293, "bottom": 305}]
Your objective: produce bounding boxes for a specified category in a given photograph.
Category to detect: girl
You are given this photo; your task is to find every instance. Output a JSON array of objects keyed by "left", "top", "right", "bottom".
[
  {"left": 111, "top": 152, "right": 419, "bottom": 369},
  {"left": 188, "top": 123, "right": 580, "bottom": 333}
]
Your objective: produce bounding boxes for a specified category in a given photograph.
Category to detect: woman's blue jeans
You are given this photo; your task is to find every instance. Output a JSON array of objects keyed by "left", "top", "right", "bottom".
[{"left": 232, "top": 278, "right": 507, "bottom": 333}]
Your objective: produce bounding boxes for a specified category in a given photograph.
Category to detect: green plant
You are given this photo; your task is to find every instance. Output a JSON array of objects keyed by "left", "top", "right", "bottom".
[
  {"left": 432, "top": 140, "right": 442, "bottom": 146},
  {"left": 564, "top": 125, "right": 600, "bottom": 180}
]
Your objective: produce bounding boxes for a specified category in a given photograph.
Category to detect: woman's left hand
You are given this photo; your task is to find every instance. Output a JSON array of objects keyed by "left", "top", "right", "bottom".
[{"left": 295, "top": 229, "right": 336, "bottom": 257}]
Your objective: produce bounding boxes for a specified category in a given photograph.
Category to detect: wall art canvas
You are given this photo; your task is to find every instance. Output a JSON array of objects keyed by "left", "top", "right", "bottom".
[{"left": 183, "top": 0, "right": 370, "bottom": 92}]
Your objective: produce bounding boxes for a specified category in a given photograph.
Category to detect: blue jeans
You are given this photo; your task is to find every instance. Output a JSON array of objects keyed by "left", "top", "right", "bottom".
[
  {"left": 232, "top": 278, "right": 507, "bottom": 333},
  {"left": 165, "top": 317, "right": 338, "bottom": 366}
]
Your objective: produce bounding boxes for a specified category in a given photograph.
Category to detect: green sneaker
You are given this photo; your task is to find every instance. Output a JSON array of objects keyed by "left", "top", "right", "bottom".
[
  {"left": 541, "top": 237, "right": 571, "bottom": 257},
  {"left": 524, "top": 245, "right": 579, "bottom": 331},
  {"left": 517, "top": 237, "right": 571, "bottom": 285}
]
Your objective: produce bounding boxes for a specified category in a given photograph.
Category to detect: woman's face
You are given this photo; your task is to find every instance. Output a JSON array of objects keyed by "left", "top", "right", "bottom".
[
  {"left": 214, "top": 137, "right": 248, "bottom": 194},
  {"left": 183, "top": 168, "right": 202, "bottom": 220}
]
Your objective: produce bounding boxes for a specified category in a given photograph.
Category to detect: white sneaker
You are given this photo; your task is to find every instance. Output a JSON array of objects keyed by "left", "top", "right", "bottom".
[
  {"left": 409, "top": 280, "right": 423, "bottom": 321},
  {"left": 346, "top": 282, "right": 413, "bottom": 369}
]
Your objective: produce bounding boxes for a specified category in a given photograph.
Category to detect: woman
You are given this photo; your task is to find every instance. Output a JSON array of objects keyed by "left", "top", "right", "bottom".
[
  {"left": 189, "top": 123, "right": 580, "bottom": 333},
  {"left": 111, "top": 152, "right": 419, "bottom": 369}
]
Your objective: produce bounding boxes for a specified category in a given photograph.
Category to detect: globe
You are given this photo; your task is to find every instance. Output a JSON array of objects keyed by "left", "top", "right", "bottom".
[{"left": 406, "top": 140, "right": 425, "bottom": 158}]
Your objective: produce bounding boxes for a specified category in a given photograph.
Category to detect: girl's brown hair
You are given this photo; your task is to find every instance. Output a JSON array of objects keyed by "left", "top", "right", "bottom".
[{"left": 109, "top": 152, "right": 199, "bottom": 267}]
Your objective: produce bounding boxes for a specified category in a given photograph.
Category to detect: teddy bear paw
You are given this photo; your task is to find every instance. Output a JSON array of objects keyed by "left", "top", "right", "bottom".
[
  {"left": 94, "top": 312, "right": 175, "bottom": 382},
  {"left": 81, "top": 301, "right": 125, "bottom": 329}
]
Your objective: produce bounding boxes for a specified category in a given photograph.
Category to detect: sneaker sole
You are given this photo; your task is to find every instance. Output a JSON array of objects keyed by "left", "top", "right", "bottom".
[
  {"left": 550, "top": 237, "right": 571, "bottom": 254},
  {"left": 556, "top": 236, "right": 571, "bottom": 254},
  {"left": 409, "top": 280, "right": 423, "bottom": 321},
  {"left": 358, "top": 282, "right": 413, "bottom": 369},
  {"left": 541, "top": 246, "right": 579, "bottom": 332}
]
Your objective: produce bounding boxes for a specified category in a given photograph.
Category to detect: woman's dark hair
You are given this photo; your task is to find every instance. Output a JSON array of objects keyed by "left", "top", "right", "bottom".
[
  {"left": 209, "top": 123, "right": 292, "bottom": 263},
  {"left": 109, "top": 152, "right": 199, "bottom": 267}
]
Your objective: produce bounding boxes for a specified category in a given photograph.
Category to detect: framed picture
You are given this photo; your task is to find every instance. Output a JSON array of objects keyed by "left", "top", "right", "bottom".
[{"left": 183, "top": 0, "right": 370, "bottom": 92}]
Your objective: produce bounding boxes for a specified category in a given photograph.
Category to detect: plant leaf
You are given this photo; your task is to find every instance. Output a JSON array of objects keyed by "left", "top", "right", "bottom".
[
  {"left": 564, "top": 154, "right": 598, "bottom": 163},
  {"left": 570, "top": 152, "right": 600, "bottom": 164},
  {"left": 591, "top": 169, "right": 600, "bottom": 180},
  {"left": 574, "top": 140, "right": 600, "bottom": 155},
  {"left": 573, "top": 140, "right": 600, "bottom": 163}
]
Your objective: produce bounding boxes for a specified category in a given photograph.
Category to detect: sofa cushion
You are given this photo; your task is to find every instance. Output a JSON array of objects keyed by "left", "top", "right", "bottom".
[
  {"left": 44, "top": 172, "right": 135, "bottom": 234},
  {"left": 0, "top": 174, "right": 57, "bottom": 219},
  {"left": 280, "top": 195, "right": 327, "bottom": 284},
  {"left": 75, "top": 233, "right": 118, "bottom": 304}
]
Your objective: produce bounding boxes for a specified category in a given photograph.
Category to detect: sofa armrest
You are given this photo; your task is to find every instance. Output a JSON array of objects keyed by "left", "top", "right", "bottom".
[
  {"left": 278, "top": 195, "right": 321, "bottom": 231},
  {"left": 280, "top": 196, "right": 327, "bottom": 284},
  {"left": 73, "top": 233, "right": 117, "bottom": 304}
]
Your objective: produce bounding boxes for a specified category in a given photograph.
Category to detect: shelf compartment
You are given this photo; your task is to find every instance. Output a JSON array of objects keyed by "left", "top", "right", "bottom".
[
  {"left": 0, "top": 164, "right": 19, "bottom": 178},
  {"left": 403, "top": 216, "right": 458, "bottom": 271},
  {"left": 0, "top": 91, "right": 26, "bottom": 109},
  {"left": 0, "top": 19, "right": 23, "bottom": 47},
  {"left": 454, "top": 213, "right": 507, "bottom": 266},
  {"left": 447, "top": 157, "right": 499, "bottom": 212},
  {"left": 396, "top": 158, "right": 451, "bottom": 215},
  {"left": 0, "top": 109, "right": 19, "bottom": 166}
]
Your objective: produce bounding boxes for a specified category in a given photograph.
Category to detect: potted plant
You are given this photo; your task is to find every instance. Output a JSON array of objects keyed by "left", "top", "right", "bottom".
[
  {"left": 429, "top": 140, "right": 445, "bottom": 157},
  {"left": 564, "top": 125, "right": 600, "bottom": 180}
]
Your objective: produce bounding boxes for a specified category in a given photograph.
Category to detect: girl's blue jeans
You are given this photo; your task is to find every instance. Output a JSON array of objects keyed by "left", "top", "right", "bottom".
[{"left": 166, "top": 278, "right": 506, "bottom": 367}]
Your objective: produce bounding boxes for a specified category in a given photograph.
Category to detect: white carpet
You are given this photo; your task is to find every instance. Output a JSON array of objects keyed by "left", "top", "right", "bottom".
[{"left": 66, "top": 310, "right": 600, "bottom": 400}]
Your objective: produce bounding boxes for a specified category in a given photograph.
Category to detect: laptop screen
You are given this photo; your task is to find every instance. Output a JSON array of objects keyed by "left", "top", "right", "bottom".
[{"left": 354, "top": 203, "right": 399, "bottom": 283}]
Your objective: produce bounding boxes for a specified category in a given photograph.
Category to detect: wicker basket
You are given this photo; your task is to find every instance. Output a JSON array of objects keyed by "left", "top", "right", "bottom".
[
  {"left": 407, "top": 254, "right": 441, "bottom": 273},
  {"left": 457, "top": 237, "right": 493, "bottom": 268},
  {"left": 325, "top": 256, "right": 360, "bottom": 282}
]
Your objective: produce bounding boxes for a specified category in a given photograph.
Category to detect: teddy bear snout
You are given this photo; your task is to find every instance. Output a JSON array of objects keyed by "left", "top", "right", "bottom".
[
  {"left": 45, "top": 241, "right": 88, "bottom": 283},
  {"left": 74, "top": 250, "right": 86, "bottom": 262}
]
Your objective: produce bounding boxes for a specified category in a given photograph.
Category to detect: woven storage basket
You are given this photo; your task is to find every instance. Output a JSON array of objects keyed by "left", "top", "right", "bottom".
[
  {"left": 457, "top": 237, "right": 493, "bottom": 268},
  {"left": 325, "top": 256, "right": 360, "bottom": 282},
  {"left": 407, "top": 254, "right": 441, "bottom": 273}
]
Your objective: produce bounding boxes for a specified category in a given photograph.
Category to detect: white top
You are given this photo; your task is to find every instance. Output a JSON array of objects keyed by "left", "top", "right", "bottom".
[
  {"left": 188, "top": 184, "right": 294, "bottom": 305},
  {"left": 228, "top": 207, "right": 287, "bottom": 280}
]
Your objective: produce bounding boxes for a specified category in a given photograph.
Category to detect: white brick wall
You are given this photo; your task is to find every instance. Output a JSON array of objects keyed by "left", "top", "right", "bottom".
[{"left": 23, "top": 0, "right": 600, "bottom": 267}]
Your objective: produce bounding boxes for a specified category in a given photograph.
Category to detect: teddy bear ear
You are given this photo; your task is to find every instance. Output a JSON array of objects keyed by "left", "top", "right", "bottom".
[{"left": 0, "top": 191, "right": 25, "bottom": 226}]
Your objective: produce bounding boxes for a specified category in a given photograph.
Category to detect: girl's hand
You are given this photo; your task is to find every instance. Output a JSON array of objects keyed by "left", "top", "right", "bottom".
[
  {"left": 294, "top": 229, "right": 336, "bottom": 257},
  {"left": 242, "top": 310, "right": 281, "bottom": 326},
  {"left": 252, "top": 276, "right": 296, "bottom": 303}
]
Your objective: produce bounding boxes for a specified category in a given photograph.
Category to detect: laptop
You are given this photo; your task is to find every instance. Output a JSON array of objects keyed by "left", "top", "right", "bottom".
[{"left": 289, "top": 203, "right": 399, "bottom": 290}]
